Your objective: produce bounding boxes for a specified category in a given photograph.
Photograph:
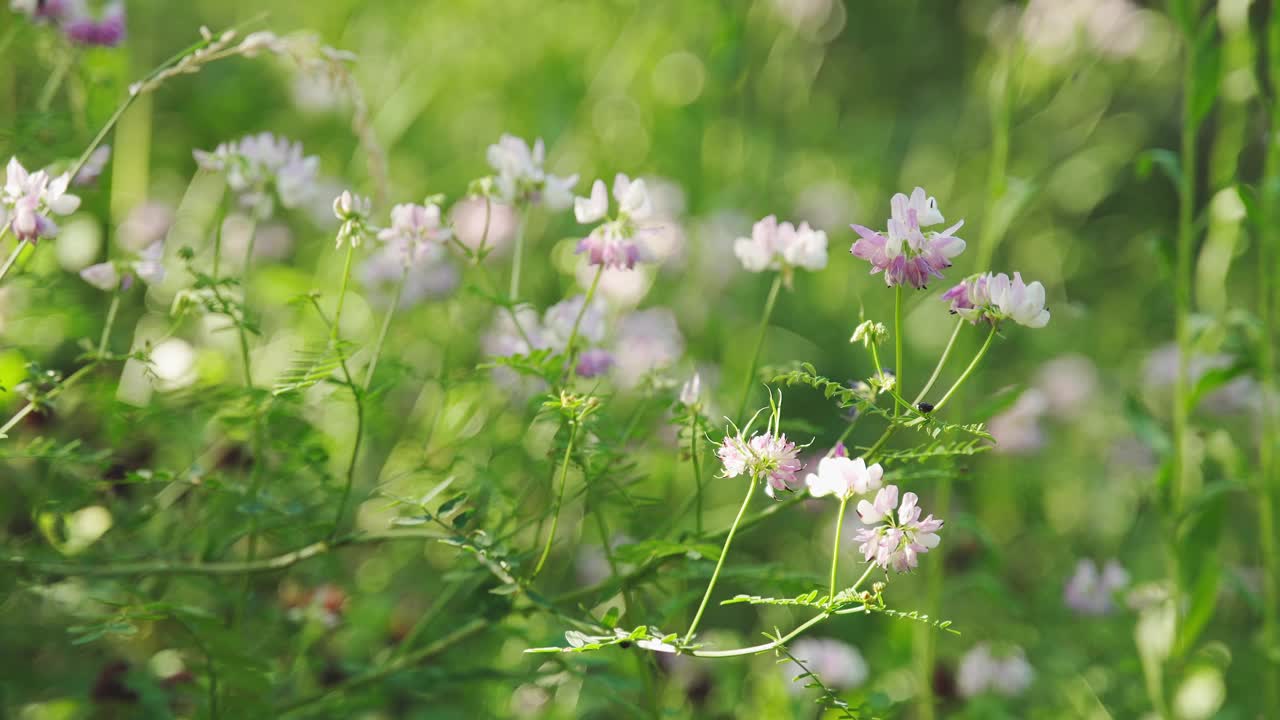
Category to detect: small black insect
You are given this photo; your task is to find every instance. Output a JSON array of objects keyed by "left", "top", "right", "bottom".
[{"left": 917, "top": 402, "right": 935, "bottom": 414}]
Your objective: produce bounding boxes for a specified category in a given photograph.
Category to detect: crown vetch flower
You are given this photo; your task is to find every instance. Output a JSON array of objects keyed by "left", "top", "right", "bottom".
[
  {"left": 733, "top": 214, "right": 828, "bottom": 279},
  {"left": 62, "top": 0, "right": 126, "bottom": 47},
  {"left": 194, "top": 133, "right": 319, "bottom": 219},
  {"left": 956, "top": 643, "right": 1034, "bottom": 698},
  {"left": 850, "top": 187, "right": 964, "bottom": 289},
  {"left": 2, "top": 157, "right": 80, "bottom": 242},
  {"left": 575, "top": 348, "right": 615, "bottom": 378},
  {"left": 943, "top": 271, "right": 1050, "bottom": 328},
  {"left": 79, "top": 241, "right": 165, "bottom": 291},
  {"left": 853, "top": 485, "right": 943, "bottom": 572},
  {"left": 805, "top": 455, "right": 884, "bottom": 501},
  {"left": 718, "top": 430, "right": 803, "bottom": 495},
  {"left": 332, "top": 190, "right": 374, "bottom": 248},
  {"left": 377, "top": 201, "right": 452, "bottom": 265},
  {"left": 486, "top": 134, "right": 577, "bottom": 210},
  {"left": 574, "top": 174, "right": 654, "bottom": 270},
  {"left": 1064, "top": 558, "right": 1129, "bottom": 615}
]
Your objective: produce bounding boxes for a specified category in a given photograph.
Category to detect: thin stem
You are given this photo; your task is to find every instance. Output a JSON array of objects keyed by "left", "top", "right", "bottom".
[
  {"left": 362, "top": 264, "right": 409, "bottom": 391},
  {"left": 37, "top": 50, "right": 76, "bottom": 112},
  {"left": 562, "top": 265, "right": 604, "bottom": 378},
  {"left": 913, "top": 318, "right": 964, "bottom": 405},
  {"left": 894, "top": 285, "right": 905, "bottom": 416},
  {"left": 97, "top": 290, "right": 122, "bottom": 358},
  {"left": 330, "top": 243, "right": 358, "bottom": 346},
  {"left": 1171, "top": 5, "right": 1197, "bottom": 519},
  {"left": 0, "top": 237, "right": 28, "bottom": 286},
  {"left": 691, "top": 610, "right": 827, "bottom": 658},
  {"left": 0, "top": 362, "right": 98, "bottom": 439},
  {"left": 735, "top": 273, "right": 783, "bottom": 421},
  {"left": 508, "top": 208, "right": 528, "bottom": 301},
  {"left": 690, "top": 412, "right": 704, "bottom": 535},
  {"left": 684, "top": 476, "right": 756, "bottom": 643},
  {"left": 531, "top": 421, "right": 579, "bottom": 579},
  {"left": 3, "top": 529, "right": 447, "bottom": 577},
  {"left": 827, "top": 497, "right": 849, "bottom": 608},
  {"left": 933, "top": 324, "right": 997, "bottom": 412}
]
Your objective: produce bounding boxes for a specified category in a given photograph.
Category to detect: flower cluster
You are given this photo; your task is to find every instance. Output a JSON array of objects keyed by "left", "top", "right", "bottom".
[
  {"left": 853, "top": 486, "right": 944, "bottom": 572},
  {"left": 850, "top": 187, "right": 965, "bottom": 289},
  {"left": 486, "top": 134, "right": 577, "bottom": 209},
  {"left": 956, "top": 643, "right": 1034, "bottom": 698},
  {"left": 574, "top": 174, "right": 653, "bottom": 270},
  {"left": 376, "top": 201, "right": 452, "bottom": 265},
  {"left": 194, "top": 133, "right": 319, "bottom": 219},
  {"left": 2, "top": 158, "right": 81, "bottom": 242},
  {"left": 942, "top": 271, "right": 1050, "bottom": 328},
  {"left": 717, "top": 410, "right": 805, "bottom": 497},
  {"left": 483, "top": 295, "right": 613, "bottom": 378},
  {"left": 734, "top": 215, "right": 828, "bottom": 282},
  {"left": 12, "top": 0, "right": 126, "bottom": 47},
  {"left": 80, "top": 241, "right": 165, "bottom": 291},
  {"left": 1063, "top": 558, "right": 1129, "bottom": 616},
  {"left": 804, "top": 444, "right": 883, "bottom": 502}
]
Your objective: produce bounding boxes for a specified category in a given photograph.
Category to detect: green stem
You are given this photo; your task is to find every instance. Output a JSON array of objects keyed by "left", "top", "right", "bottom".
[
  {"left": 913, "top": 318, "right": 964, "bottom": 405},
  {"left": 690, "top": 412, "right": 704, "bottom": 535},
  {"left": 330, "top": 243, "right": 357, "bottom": 346},
  {"left": 362, "top": 265, "right": 409, "bottom": 391},
  {"left": 1171, "top": 6, "right": 1197, "bottom": 520},
  {"left": 562, "top": 265, "right": 604, "bottom": 379},
  {"left": 0, "top": 362, "right": 98, "bottom": 439},
  {"left": 735, "top": 273, "right": 783, "bottom": 421},
  {"left": 1259, "top": 6, "right": 1280, "bottom": 701},
  {"left": 531, "top": 421, "right": 579, "bottom": 579},
  {"left": 827, "top": 497, "right": 849, "bottom": 608},
  {"left": 0, "top": 237, "right": 28, "bottom": 286},
  {"left": 3, "top": 529, "right": 447, "bottom": 578},
  {"left": 894, "top": 284, "right": 905, "bottom": 415},
  {"left": 933, "top": 324, "right": 997, "bottom": 412},
  {"left": 37, "top": 50, "right": 75, "bottom": 112},
  {"left": 691, "top": 610, "right": 827, "bottom": 658},
  {"left": 684, "top": 476, "right": 755, "bottom": 643},
  {"left": 508, "top": 209, "right": 528, "bottom": 301},
  {"left": 97, "top": 290, "right": 122, "bottom": 358}
]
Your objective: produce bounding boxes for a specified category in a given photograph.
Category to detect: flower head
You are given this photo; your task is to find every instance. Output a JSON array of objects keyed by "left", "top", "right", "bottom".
[
  {"left": 1064, "top": 559, "right": 1129, "bottom": 616},
  {"left": 377, "top": 201, "right": 452, "bottom": 264},
  {"left": 943, "top": 271, "right": 1049, "bottom": 328},
  {"left": 574, "top": 174, "right": 654, "bottom": 270},
  {"left": 805, "top": 455, "right": 883, "bottom": 502},
  {"left": 734, "top": 215, "right": 828, "bottom": 282},
  {"left": 956, "top": 643, "right": 1034, "bottom": 698},
  {"left": 850, "top": 187, "right": 965, "bottom": 289},
  {"left": 61, "top": 0, "right": 125, "bottom": 47},
  {"left": 194, "top": 133, "right": 319, "bottom": 219},
  {"left": 332, "top": 190, "right": 374, "bottom": 248},
  {"left": 717, "top": 397, "right": 806, "bottom": 496},
  {"left": 2, "top": 157, "right": 80, "bottom": 242},
  {"left": 853, "top": 486, "right": 943, "bottom": 572},
  {"left": 79, "top": 241, "right": 165, "bottom": 291},
  {"left": 576, "top": 348, "right": 615, "bottom": 378},
  {"left": 486, "top": 134, "right": 577, "bottom": 209}
]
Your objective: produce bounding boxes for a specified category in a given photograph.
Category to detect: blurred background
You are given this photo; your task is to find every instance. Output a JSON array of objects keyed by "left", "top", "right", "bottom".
[{"left": 1, "top": 0, "right": 1273, "bottom": 718}]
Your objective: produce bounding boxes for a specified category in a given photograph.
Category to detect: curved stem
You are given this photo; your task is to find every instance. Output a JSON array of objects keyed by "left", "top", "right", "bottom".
[
  {"left": 933, "top": 324, "right": 997, "bottom": 412},
  {"left": 38, "top": 50, "right": 76, "bottom": 112},
  {"left": 691, "top": 610, "right": 827, "bottom": 658},
  {"left": 362, "top": 264, "right": 409, "bottom": 391},
  {"left": 735, "top": 273, "right": 783, "bottom": 422},
  {"left": 531, "top": 421, "right": 579, "bottom": 579},
  {"left": 893, "top": 285, "right": 905, "bottom": 416},
  {"left": 684, "top": 476, "right": 756, "bottom": 643},
  {"left": 913, "top": 318, "right": 964, "bottom": 405},
  {"left": 827, "top": 497, "right": 848, "bottom": 608}
]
